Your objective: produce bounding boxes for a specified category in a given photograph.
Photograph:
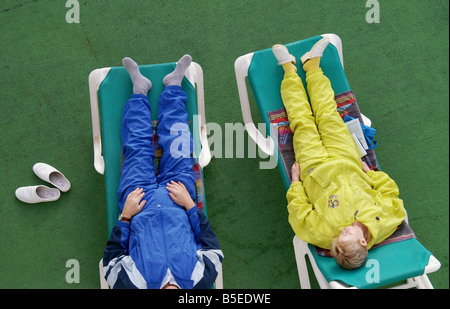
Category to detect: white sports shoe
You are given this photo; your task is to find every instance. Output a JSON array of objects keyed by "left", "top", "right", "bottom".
[
  {"left": 15, "top": 185, "right": 61, "bottom": 204},
  {"left": 33, "top": 163, "right": 71, "bottom": 192},
  {"left": 300, "top": 36, "right": 331, "bottom": 64},
  {"left": 272, "top": 44, "right": 296, "bottom": 65}
]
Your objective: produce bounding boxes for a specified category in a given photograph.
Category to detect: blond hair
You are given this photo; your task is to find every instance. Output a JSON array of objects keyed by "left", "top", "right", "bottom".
[{"left": 330, "top": 237, "right": 368, "bottom": 270}]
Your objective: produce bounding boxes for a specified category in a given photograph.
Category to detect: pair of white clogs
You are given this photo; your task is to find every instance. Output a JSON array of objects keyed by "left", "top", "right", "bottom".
[{"left": 15, "top": 163, "right": 71, "bottom": 204}]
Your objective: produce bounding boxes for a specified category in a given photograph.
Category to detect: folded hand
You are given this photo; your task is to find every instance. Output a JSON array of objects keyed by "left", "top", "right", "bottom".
[
  {"left": 166, "top": 180, "right": 196, "bottom": 211},
  {"left": 123, "top": 187, "right": 147, "bottom": 219}
]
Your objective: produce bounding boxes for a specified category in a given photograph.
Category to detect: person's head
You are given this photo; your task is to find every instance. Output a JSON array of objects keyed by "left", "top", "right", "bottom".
[
  {"left": 162, "top": 283, "right": 180, "bottom": 289},
  {"left": 330, "top": 225, "right": 368, "bottom": 269}
]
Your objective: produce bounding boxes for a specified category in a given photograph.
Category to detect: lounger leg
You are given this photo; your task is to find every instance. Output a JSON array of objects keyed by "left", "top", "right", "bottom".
[
  {"left": 99, "top": 259, "right": 109, "bottom": 289},
  {"left": 412, "top": 275, "right": 434, "bottom": 289},
  {"left": 293, "top": 236, "right": 312, "bottom": 289},
  {"left": 215, "top": 265, "right": 224, "bottom": 289}
]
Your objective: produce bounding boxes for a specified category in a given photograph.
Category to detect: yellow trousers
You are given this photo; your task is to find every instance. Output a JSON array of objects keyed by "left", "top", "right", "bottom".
[{"left": 281, "top": 68, "right": 360, "bottom": 181}]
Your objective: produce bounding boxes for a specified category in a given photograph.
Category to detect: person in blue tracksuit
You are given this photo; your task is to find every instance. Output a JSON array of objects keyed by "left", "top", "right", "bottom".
[{"left": 102, "top": 55, "right": 223, "bottom": 289}]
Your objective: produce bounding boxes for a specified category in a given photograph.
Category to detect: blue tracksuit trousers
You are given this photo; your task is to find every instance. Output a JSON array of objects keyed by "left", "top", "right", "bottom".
[{"left": 118, "top": 85, "right": 196, "bottom": 208}]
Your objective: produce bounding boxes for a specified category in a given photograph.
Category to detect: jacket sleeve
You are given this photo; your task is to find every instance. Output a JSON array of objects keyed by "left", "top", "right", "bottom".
[
  {"left": 102, "top": 220, "right": 147, "bottom": 289},
  {"left": 187, "top": 206, "right": 224, "bottom": 289},
  {"left": 366, "top": 170, "right": 400, "bottom": 199},
  {"left": 286, "top": 181, "right": 336, "bottom": 249},
  {"left": 366, "top": 170, "right": 406, "bottom": 243}
]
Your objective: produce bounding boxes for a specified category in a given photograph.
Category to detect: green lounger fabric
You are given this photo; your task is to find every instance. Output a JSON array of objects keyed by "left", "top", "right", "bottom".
[
  {"left": 97, "top": 63, "right": 202, "bottom": 235},
  {"left": 310, "top": 239, "right": 432, "bottom": 288}
]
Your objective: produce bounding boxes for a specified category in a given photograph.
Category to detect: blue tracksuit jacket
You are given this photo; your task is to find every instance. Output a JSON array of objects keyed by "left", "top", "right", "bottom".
[{"left": 102, "top": 86, "right": 223, "bottom": 289}]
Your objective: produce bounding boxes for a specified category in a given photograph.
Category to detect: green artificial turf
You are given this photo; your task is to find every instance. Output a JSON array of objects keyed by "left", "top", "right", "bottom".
[{"left": 0, "top": 0, "right": 448, "bottom": 289}]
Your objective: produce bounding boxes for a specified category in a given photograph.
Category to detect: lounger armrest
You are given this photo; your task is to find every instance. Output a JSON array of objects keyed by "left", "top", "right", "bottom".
[
  {"left": 321, "top": 33, "right": 344, "bottom": 69},
  {"left": 89, "top": 67, "right": 112, "bottom": 175},
  {"left": 321, "top": 33, "right": 373, "bottom": 129},
  {"left": 235, "top": 53, "right": 275, "bottom": 156},
  {"left": 185, "top": 62, "right": 211, "bottom": 168},
  {"left": 425, "top": 255, "right": 441, "bottom": 274}
]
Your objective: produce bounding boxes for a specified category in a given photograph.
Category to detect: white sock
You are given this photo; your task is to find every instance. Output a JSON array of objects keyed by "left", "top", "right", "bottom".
[
  {"left": 122, "top": 57, "right": 152, "bottom": 95},
  {"left": 163, "top": 54, "right": 192, "bottom": 86}
]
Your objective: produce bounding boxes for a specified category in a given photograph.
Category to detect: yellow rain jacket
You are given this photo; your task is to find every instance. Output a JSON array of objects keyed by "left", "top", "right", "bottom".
[{"left": 287, "top": 158, "right": 406, "bottom": 250}]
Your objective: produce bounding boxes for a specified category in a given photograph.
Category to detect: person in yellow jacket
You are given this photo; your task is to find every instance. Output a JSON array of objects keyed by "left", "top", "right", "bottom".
[{"left": 272, "top": 37, "right": 406, "bottom": 269}]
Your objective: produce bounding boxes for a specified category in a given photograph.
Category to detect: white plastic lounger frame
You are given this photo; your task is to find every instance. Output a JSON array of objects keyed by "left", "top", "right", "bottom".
[
  {"left": 234, "top": 33, "right": 371, "bottom": 157},
  {"left": 89, "top": 62, "right": 212, "bottom": 175}
]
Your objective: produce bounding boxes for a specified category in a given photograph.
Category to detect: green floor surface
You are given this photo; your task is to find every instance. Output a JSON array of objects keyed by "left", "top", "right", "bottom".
[{"left": 0, "top": 0, "right": 448, "bottom": 288}]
